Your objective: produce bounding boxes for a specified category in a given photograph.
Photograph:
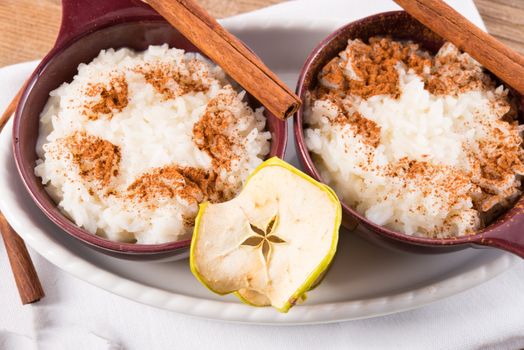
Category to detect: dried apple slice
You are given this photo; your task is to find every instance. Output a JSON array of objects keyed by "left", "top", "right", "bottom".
[{"left": 190, "top": 157, "right": 341, "bottom": 312}]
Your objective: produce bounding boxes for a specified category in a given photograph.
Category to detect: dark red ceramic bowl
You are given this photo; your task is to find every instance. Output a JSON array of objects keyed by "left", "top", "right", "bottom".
[
  {"left": 13, "top": 0, "right": 287, "bottom": 261},
  {"left": 294, "top": 11, "right": 524, "bottom": 258}
]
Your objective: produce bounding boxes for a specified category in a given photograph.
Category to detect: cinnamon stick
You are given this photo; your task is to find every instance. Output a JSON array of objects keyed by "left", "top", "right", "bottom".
[
  {"left": 0, "top": 84, "right": 45, "bottom": 304},
  {"left": 394, "top": 0, "right": 524, "bottom": 95},
  {"left": 0, "top": 213, "right": 45, "bottom": 304},
  {"left": 145, "top": 0, "right": 301, "bottom": 120},
  {"left": 0, "top": 85, "right": 23, "bottom": 131}
]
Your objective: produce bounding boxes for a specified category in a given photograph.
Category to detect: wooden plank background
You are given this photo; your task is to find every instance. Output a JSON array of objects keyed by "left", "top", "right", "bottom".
[{"left": 0, "top": 0, "right": 522, "bottom": 67}]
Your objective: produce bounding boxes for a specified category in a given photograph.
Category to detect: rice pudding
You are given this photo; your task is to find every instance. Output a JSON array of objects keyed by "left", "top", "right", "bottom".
[
  {"left": 35, "top": 45, "right": 271, "bottom": 244},
  {"left": 305, "top": 37, "right": 523, "bottom": 238}
]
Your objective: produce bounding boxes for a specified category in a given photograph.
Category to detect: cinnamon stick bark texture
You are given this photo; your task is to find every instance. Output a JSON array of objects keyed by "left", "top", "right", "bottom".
[
  {"left": 394, "top": 0, "right": 524, "bottom": 95},
  {"left": 0, "top": 84, "right": 45, "bottom": 304},
  {"left": 0, "top": 214, "right": 45, "bottom": 304},
  {"left": 0, "top": 85, "right": 23, "bottom": 131},
  {"left": 145, "top": 0, "right": 301, "bottom": 119}
]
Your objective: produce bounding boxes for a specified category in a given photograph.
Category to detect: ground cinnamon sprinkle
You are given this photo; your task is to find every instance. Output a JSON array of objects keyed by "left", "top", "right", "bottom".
[
  {"left": 84, "top": 76, "right": 128, "bottom": 120},
  {"left": 60, "top": 65, "right": 250, "bottom": 227},
  {"left": 176, "top": 166, "right": 225, "bottom": 203},
  {"left": 472, "top": 125, "right": 524, "bottom": 211},
  {"left": 182, "top": 214, "right": 196, "bottom": 228},
  {"left": 64, "top": 132, "right": 121, "bottom": 187},
  {"left": 387, "top": 157, "right": 473, "bottom": 197},
  {"left": 63, "top": 136, "right": 230, "bottom": 207},
  {"left": 62, "top": 130, "right": 228, "bottom": 208},
  {"left": 135, "top": 59, "right": 209, "bottom": 100},
  {"left": 347, "top": 38, "right": 428, "bottom": 99},
  {"left": 384, "top": 158, "right": 480, "bottom": 236},
  {"left": 425, "top": 45, "right": 493, "bottom": 95},
  {"left": 317, "top": 37, "right": 494, "bottom": 101},
  {"left": 126, "top": 165, "right": 224, "bottom": 207},
  {"left": 318, "top": 37, "right": 430, "bottom": 100},
  {"left": 318, "top": 57, "right": 347, "bottom": 93},
  {"left": 334, "top": 111, "right": 381, "bottom": 148},
  {"left": 193, "top": 92, "right": 240, "bottom": 170}
]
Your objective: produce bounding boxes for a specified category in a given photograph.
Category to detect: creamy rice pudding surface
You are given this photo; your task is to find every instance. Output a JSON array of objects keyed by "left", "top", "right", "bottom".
[
  {"left": 305, "top": 37, "right": 524, "bottom": 238},
  {"left": 35, "top": 45, "right": 271, "bottom": 244}
]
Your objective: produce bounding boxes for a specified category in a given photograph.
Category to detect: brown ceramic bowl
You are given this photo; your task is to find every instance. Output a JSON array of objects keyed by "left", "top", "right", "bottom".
[
  {"left": 13, "top": 0, "right": 287, "bottom": 261},
  {"left": 294, "top": 11, "right": 524, "bottom": 258}
]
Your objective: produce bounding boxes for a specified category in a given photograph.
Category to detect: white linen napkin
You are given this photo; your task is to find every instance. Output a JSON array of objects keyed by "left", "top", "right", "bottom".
[{"left": 1, "top": 1, "right": 524, "bottom": 349}]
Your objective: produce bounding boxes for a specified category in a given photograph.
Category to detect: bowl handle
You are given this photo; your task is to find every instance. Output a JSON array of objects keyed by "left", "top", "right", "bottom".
[
  {"left": 477, "top": 209, "right": 524, "bottom": 259},
  {"left": 55, "top": 0, "right": 160, "bottom": 49}
]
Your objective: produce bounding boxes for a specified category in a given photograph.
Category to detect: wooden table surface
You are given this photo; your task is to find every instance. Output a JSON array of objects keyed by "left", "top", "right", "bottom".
[{"left": 0, "top": 0, "right": 522, "bottom": 68}]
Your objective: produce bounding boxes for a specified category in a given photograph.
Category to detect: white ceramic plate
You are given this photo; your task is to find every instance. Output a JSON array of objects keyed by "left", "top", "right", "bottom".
[{"left": 0, "top": 19, "right": 516, "bottom": 325}]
